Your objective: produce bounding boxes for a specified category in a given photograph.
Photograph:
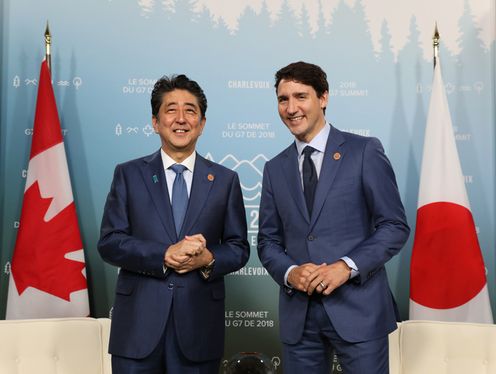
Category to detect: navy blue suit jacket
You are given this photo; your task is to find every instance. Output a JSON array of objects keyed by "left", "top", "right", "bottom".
[
  {"left": 257, "top": 125, "right": 409, "bottom": 344},
  {"left": 98, "top": 150, "right": 249, "bottom": 361}
]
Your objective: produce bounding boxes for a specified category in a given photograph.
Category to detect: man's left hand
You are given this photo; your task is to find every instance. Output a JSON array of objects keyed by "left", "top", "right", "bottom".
[
  {"left": 306, "top": 260, "right": 351, "bottom": 295},
  {"left": 174, "top": 249, "right": 213, "bottom": 274}
]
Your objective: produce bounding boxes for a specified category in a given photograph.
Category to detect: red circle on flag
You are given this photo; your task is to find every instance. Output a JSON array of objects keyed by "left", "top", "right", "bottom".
[{"left": 410, "top": 202, "right": 486, "bottom": 309}]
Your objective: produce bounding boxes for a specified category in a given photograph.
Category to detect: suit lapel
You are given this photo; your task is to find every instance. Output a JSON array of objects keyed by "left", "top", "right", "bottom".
[
  {"left": 180, "top": 154, "right": 214, "bottom": 236},
  {"left": 310, "top": 125, "right": 346, "bottom": 227},
  {"left": 141, "top": 150, "right": 177, "bottom": 242},
  {"left": 282, "top": 143, "right": 310, "bottom": 223}
]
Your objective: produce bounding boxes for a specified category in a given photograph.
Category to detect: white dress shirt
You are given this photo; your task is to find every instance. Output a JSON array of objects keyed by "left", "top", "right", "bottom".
[{"left": 160, "top": 149, "right": 195, "bottom": 200}]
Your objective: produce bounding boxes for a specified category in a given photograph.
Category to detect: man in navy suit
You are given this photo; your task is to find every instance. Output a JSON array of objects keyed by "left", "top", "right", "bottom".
[
  {"left": 257, "top": 61, "right": 409, "bottom": 373},
  {"left": 98, "top": 74, "right": 249, "bottom": 374}
]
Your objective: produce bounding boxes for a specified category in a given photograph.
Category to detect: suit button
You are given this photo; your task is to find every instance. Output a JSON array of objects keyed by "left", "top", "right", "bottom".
[
  {"left": 168, "top": 283, "right": 174, "bottom": 289},
  {"left": 307, "top": 234, "right": 315, "bottom": 241}
]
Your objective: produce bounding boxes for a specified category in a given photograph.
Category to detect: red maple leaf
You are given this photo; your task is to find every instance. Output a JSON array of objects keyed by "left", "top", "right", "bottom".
[{"left": 11, "top": 181, "right": 87, "bottom": 301}]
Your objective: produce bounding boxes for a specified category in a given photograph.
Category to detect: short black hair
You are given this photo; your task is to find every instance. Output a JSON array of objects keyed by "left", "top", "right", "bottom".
[
  {"left": 275, "top": 61, "right": 329, "bottom": 98},
  {"left": 151, "top": 74, "right": 207, "bottom": 118}
]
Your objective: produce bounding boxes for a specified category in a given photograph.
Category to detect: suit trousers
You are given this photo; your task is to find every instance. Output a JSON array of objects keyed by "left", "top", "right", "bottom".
[
  {"left": 111, "top": 307, "right": 220, "bottom": 374},
  {"left": 283, "top": 298, "right": 389, "bottom": 374}
]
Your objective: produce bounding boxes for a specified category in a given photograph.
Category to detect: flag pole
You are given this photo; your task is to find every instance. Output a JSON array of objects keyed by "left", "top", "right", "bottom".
[
  {"left": 44, "top": 21, "right": 51, "bottom": 75},
  {"left": 6, "top": 31, "right": 90, "bottom": 319},
  {"left": 433, "top": 22, "right": 440, "bottom": 69}
]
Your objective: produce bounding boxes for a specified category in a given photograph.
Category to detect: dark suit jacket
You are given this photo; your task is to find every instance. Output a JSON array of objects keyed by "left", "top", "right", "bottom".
[
  {"left": 98, "top": 150, "right": 249, "bottom": 362},
  {"left": 257, "top": 125, "right": 409, "bottom": 344}
]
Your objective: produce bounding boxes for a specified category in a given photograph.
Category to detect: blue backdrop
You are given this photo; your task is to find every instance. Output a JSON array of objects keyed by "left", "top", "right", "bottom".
[{"left": 1, "top": 0, "right": 494, "bottom": 366}]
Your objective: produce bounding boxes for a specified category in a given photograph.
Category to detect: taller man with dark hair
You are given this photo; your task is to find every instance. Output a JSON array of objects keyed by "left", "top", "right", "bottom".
[
  {"left": 257, "top": 61, "right": 410, "bottom": 373},
  {"left": 98, "top": 74, "right": 249, "bottom": 374}
]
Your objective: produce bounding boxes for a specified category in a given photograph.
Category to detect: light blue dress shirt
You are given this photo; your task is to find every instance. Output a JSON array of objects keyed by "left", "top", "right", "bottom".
[{"left": 284, "top": 124, "right": 359, "bottom": 287}]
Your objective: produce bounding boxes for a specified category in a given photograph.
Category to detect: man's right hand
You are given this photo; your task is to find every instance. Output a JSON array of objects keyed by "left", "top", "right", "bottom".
[{"left": 164, "top": 234, "right": 206, "bottom": 270}]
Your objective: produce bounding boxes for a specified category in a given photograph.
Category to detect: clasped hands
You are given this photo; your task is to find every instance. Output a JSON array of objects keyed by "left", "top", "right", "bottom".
[
  {"left": 287, "top": 260, "right": 351, "bottom": 296},
  {"left": 164, "top": 234, "right": 213, "bottom": 274}
]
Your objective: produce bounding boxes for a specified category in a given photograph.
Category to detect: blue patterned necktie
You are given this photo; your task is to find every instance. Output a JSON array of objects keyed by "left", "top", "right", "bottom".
[
  {"left": 170, "top": 164, "right": 188, "bottom": 236},
  {"left": 302, "top": 146, "right": 317, "bottom": 216}
]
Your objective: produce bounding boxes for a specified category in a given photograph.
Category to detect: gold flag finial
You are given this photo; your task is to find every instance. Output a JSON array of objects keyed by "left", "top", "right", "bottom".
[
  {"left": 433, "top": 22, "right": 440, "bottom": 68},
  {"left": 44, "top": 21, "right": 52, "bottom": 74}
]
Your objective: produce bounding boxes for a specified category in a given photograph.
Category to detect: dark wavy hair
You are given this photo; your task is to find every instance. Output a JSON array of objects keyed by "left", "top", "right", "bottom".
[
  {"left": 274, "top": 61, "right": 329, "bottom": 98},
  {"left": 151, "top": 74, "right": 207, "bottom": 118}
]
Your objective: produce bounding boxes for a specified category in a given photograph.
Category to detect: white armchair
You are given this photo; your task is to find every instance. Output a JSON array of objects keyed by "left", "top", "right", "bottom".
[
  {"left": 0, "top": 317, "right": 111, "bottom": 374},
  {"left": 389, "top": 320, "right": 496, "bottom": 374}
]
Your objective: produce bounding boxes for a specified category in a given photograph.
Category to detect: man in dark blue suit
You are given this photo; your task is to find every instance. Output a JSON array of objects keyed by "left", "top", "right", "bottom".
[
  {"left": 98, "top": 74, "right": 249, "bottom": 374},
  {"left": 257, "top": 61, "right": 409, "bottom": 373}
]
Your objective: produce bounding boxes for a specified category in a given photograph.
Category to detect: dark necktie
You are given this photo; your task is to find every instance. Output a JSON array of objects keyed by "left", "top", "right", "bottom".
[
  {"left": 302, "top": 146, "right": 317, "bottom": 216},
  {"left": 170, "top": 164, "right": 188, "bottom": 236}
]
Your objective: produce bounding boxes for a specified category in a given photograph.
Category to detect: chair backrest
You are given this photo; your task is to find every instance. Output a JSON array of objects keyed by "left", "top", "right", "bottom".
[
  {"left": 399, "top": 320, "right": 496, "bottom": 374},
  {"left": 388, "top": 325, "right": 400, "bottom": 373},
  {"left": 0, "top": 317, "right": 110, "bottom": 374},
  {"left": 98, "top": 317, "right": 112, "bottom": 374}
]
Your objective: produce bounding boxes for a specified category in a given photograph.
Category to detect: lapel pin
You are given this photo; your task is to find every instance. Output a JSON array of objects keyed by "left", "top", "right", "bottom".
[
  {"left": 152, "top": 174, "right": 158, "bottom": 183},
  {"left": 207, "top": 174, "right": 215, "bottom": 182},
  {"left": 333, "top": 152, "right": 341, "bottom": 161}
]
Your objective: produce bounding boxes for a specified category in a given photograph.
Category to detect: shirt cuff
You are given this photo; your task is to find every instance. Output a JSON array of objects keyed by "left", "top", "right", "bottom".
[
  {"left": 284, "top": 265, "right": 298, "bottom": 287},
  {"left": 340, "top": 256, "right": 359, "bottom": 279}
]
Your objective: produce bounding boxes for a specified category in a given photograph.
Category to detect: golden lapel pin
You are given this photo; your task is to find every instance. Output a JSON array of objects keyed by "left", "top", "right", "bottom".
[
  {"left": 208, "top": 174, "right": 215, "bottom": 181},
  {"left": 333, "top": 152, "right": 341, "bottom": 161}
]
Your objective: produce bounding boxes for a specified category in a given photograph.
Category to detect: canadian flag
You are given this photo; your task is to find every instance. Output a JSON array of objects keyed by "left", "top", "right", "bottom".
[
  {"left": 409, "top": 56, "right": 493, "bottom": 323},
  {"left": 6, "top": 60, "right": 89, "bottom": 319}
]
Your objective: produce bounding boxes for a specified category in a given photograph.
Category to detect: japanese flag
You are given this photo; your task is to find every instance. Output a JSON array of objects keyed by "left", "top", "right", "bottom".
[{"left": 409, "top": 56, "right": 493, "bottom": 323}]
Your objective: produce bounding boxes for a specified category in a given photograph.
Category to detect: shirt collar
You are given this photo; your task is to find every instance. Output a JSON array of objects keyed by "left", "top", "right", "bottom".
[
  {"left": 160, "top": 149, "right": 196, "bottom": 172},
  {"left": 295, "top": 123, "right": 330, "bottom": 156}
]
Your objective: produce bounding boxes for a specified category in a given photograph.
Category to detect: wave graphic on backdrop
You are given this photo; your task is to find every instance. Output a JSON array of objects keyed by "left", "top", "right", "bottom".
[{"left": 205, "top": 153, "right": 268, "bottom": 202}]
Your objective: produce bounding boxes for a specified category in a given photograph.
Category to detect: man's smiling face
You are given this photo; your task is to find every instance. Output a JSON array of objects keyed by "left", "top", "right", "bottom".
[
  {"left": 276, "top": 79, "right": 328, "bottom": 143},
  {"left": 152, "top": 89, "right": 206, "bottom": 160}
]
